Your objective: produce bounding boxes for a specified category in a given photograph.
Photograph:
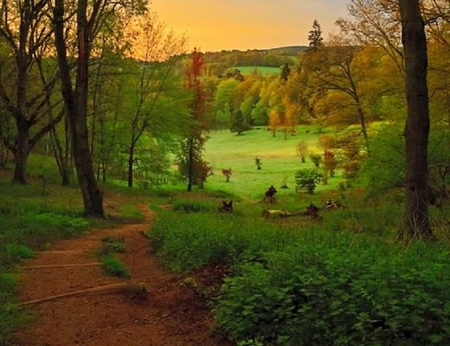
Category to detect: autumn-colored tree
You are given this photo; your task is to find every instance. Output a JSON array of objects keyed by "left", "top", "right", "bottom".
[
  {"left": 318, "top": 134, "right": 336, "bottom": 153},
  {"left": 337, "top": 0, "right": 404, "bottom": 73},
  {"left": 299, "top": 35, "right": 393, "bottom": 151},
  {"left": 323, "top": 150, "right": 338, "bottom": 178},
  {"left": 296, "top": 140, "right": 309, "bottom": 163},
  {"left": 179, "top": 49, "right": 209, "bottom": 192},
  {"left": 269, "top": 109, "right": 281, "bottom": 137}
]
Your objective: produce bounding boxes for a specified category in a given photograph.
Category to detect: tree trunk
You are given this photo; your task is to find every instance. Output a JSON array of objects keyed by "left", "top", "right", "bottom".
[
  {"left": 187, "top": 137, "right": 194, "bottom": 192},
  {"left": 12, "top": 120, "right": 29, "bottom": 184},
  {"left": 53, "top": 0, "right": 104, "bottom": 217},
  {"left": 399, "top": 0, "right": 432, "bottom": 239},
  {"left": 128, "top": 142, "right": 135, "bottom": 188}
]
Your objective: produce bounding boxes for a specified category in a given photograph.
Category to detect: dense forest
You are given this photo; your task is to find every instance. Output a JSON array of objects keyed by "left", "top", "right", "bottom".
[{"left": 1, "top": 0, "right": 450, "bottom": 345}]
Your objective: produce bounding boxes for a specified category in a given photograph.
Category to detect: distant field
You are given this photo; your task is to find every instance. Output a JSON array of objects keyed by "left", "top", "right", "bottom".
[
  {"left": 203, "top": 126, "right": 345, "bottom": 201},
  {"left": 234, "top": 66, "right": 280, "bottom": 76}
]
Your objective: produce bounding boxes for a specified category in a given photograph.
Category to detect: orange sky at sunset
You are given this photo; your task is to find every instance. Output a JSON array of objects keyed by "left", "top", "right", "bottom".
[{"left": 151, "top": 0, "right": 349, "bottom": 52}]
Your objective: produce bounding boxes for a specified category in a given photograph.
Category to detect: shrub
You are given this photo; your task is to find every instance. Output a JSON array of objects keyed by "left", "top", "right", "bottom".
[
  {"left": 309, "top": 153, "right": 322, "bottom": 168},
  {"left": 214, "top": 240, "right": 450, "bottom": 346},
  {"left": 4, "top": 244, "right": 34, "bottom": 262},
  {"left": 295, "top": 168, "right": 322, "bottom": 194}
]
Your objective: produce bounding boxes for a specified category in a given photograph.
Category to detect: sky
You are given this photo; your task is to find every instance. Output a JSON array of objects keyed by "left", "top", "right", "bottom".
[{"left": 151, "top": 0, "right": 350, "bottom": 52}]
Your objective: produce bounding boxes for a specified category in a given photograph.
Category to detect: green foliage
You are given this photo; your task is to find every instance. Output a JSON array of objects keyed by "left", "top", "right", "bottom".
[
  {"left": 101, "top": 255, "right": 130, "bottom": 278},
  {"left": 0, "top": 273, "right": 26, "bottom": 345},
  {"left": 359, "top": 125, "right": 405, "bottom": 198},
  {"left": 214, "top": 240, "right": 450, "bottom": 346},
  {"left": 295, "top": 168, "right": 322, "bottom": 194},
  {"left": 309, "top": 153, "right": 322, "bottom": 168},
  {"left": 148, "top": 210, "right": 294, "bottom": 273},
  {"left": 149, "top": 206, "right": 450, "bottom": 345},
  {"left": 4, "top": 244, "right": 34, "bottom": 262},
  {"left": 172, "top": 198, "right": 218, "bottom": 213},
  {"left": 0, "top": 178, "right": 96, "bottom": 344},
  {"left": 231, "top": 109, "right": 251, "bottom": 135},
  {"left": 101, "top": 236, "right": 125, "bottom": 254}
]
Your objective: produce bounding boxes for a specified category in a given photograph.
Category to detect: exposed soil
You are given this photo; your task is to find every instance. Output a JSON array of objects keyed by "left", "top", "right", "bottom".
[{"left": 11, "top": 206, "right": 232, "bottom": 346}]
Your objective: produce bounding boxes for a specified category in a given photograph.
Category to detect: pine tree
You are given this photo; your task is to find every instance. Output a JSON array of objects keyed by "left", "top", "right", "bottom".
[{"left": 308, "top": 19, "right": 323, "bottom": 50}]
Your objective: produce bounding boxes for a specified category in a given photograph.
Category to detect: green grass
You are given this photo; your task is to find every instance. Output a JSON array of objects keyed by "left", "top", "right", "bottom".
[
  {"left": 100, "top": 236, "right": 125, "bottom": 254},
  {"left": 101, "top": 255, "right": 130, "bottom": 278},
  {"left": 235, "top": 66, "right": 281, "bottom": 76},
  {"left": 203, "top": 126, "right": 345, "bottom": 200}
]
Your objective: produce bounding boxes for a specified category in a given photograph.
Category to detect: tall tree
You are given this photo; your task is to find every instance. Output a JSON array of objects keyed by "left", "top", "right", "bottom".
[
  {"left": 308, "top": 19, "right": 324, "bottom": 50},
  {"left": 399, "top": 0, "right": 432, "bottom": 239},
  {"left": 0, "top": 0, "right": 62, "bottom": 184},
  {"left": 338, "top": 0, "right": 404, "bottom": 73},
  {"left": 300, "top": 37, "right": 376, "bottom": 150},
  {"left": 180, "top": 49, "right": 208, "bottom": 192},
  {"left": 120, "top": 12, "right": 187, "bottom": 188},
  {"left": 52, "top": 0, "right": 146, "bottom": 216}
]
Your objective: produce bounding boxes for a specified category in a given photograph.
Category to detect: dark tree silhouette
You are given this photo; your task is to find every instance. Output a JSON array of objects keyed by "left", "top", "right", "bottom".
[
  {"left": 399, "top": 0, "right": 432, "bottom": 239},
  {"left": 308, "top": 19, "right": 323, "bottom": 50}
]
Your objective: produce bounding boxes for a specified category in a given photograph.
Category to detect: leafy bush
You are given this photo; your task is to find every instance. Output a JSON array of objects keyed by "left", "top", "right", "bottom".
[
  {"left": 214, "top": 240, "right": 450, "bottom": 346},
  {"left": 4, "top": 244, "right": 34, "bottom": 262},
  {"left": 295, "top": 168, "right": 322, "bottom": 194},
  {"left": 309, "top": 153, "right": 322, "bottom": 168}
]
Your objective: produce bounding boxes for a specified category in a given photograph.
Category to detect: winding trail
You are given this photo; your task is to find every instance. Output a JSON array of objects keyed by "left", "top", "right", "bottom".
[{"left": 11, "top": 206, "right": 230, "bottom": 346}]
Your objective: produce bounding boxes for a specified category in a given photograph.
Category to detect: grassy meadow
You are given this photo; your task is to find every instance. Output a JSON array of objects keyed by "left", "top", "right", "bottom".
[
  {"left": 203, "top": 126, "right": 345, "bottom": 202},
  {"left": 1, "top": 125, "right": 450, "bottom": 345},
  {"left": 234, "top": 66, "right": 281, "bottom": 76}
]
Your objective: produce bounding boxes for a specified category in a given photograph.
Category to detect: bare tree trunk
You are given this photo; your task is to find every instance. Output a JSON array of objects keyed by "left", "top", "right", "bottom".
[{"left": 399, "top": 0, "right": 432, "bottom": 240}]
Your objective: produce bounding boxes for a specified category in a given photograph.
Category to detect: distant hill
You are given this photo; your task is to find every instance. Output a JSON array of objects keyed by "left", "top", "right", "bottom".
[
  {"left": 200, "top": 46, "right": 306, "bottom": 77},
  {"left": 250, "top": 45, "right": 308, "bottom": 56}
]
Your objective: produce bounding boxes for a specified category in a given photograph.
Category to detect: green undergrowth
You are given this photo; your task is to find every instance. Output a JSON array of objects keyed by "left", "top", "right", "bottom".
[
  {"left": 0, "top": 178, "right": 97, "bottom": 345},
  {"left": 148, "top": 202, "right": 450, "bottom": 346},
  {"left": 101, "top": 255, "right": 130, "bottom": 278}
]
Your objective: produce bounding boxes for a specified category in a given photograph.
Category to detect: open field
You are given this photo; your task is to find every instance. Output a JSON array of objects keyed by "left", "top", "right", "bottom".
[
  {"left": 203, "top": 126, "right": 345, "bottom": 201},
  {"left": 234, "top": 66, "right": 280, "bottom": 75}
]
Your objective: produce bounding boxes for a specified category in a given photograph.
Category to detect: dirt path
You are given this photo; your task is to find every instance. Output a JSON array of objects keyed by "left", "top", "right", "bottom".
[{"left": 11, "top": 207, "right": 231, "bottom": 346}]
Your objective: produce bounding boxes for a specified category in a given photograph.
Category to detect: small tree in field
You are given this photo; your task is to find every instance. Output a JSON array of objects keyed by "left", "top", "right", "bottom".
[
  {"left": 309, "top": 153, "right": 322, "bottom": 168},
  {"left": 255, "top": 156, "right": 262, "bottom": 170},
  {"left": 269, "top": 109, "right": 281, "bottom": 137},
  {"left": 230, "top": 109, "right": 250, "bottom": 135},
  {"left": 323, "top": 150, "right": 338, "bottom": 178},
  {"left": 318, "top": 134, "right": 336, "bottom": 153},
  {"left": 297, "top": 140, "right": 308, "bottom": 163},
  {"left": 222, "top": 168, "right": 232, "bottom": 182},
  {"left": 295, "top": 168, "right": 322, "bottom": 194}
]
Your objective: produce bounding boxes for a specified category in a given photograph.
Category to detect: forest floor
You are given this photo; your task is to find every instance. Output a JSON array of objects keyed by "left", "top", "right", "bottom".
[{"left": 10, "top": 205, "right": 232, "bottom": 346}]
